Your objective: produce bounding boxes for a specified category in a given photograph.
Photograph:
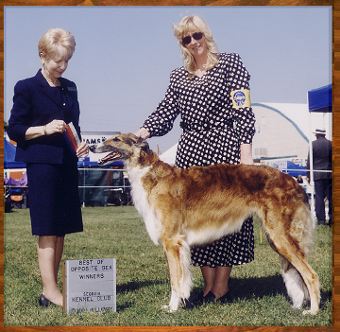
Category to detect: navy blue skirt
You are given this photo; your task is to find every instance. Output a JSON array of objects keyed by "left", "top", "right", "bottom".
[{"left": 26, "top": 155, "right": 83, "bottom": 236}]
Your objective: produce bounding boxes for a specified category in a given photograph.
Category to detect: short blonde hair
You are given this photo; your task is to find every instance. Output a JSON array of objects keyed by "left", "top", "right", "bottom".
[
  {"left": 173, "top": 16, "right": 219, "bottom": 74},
  {"left": 38, "top": 28, "right": 76, "bottom": 60}
]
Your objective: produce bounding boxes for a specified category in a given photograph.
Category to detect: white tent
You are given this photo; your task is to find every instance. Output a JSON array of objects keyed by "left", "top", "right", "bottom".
[{"left": 159, "top": 143, "right": 178, "bottom": 165}]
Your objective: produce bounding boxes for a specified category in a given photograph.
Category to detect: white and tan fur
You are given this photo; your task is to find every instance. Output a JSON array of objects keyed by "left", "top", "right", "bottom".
[{"left": 90, "top": 133, "right": 320, "bottom": 315}]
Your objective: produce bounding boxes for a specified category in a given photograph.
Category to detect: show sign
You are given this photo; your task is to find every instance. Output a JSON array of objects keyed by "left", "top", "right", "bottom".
[{"left": 64, "top": 258, "right": 116, "bottom": 314}]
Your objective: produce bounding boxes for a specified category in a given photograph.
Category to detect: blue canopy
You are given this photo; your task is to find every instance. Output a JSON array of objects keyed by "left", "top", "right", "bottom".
[
  {"left": 286, "top": 161, "right": 307, "bottom": 177},
  {"left": 4, "top": 139, "right": 26, "bottom": 169},
  {"left": 308, "top": 84, "right": 332, "bottom": 113}
]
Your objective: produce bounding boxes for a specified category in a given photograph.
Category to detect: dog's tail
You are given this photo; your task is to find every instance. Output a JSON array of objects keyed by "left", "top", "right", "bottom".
[
  {"left": 284, "top": 204, "right": 318, "bottom": 309},
  {"left": 280, "top": 256, "right": 310, "bottom": 309},
  {"left": 298, "top": 203, "right": 316, "bottom": 257},
  {"left": 265, "top": 231, "right": 310, "bottom": 309}
]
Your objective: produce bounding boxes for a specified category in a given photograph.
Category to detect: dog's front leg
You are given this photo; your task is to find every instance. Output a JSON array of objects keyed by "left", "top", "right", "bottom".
[
  {"left": 162, "top": 237, "right": 192, "bottom": 312},
  {"left": 166, "top": 288, "right": 182, "bottom": 313}
]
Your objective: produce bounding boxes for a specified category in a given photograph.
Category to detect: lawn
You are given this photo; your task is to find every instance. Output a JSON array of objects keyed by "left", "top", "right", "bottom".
[{"left": 4, "top": 206, "right": 332, "bottom": 327}]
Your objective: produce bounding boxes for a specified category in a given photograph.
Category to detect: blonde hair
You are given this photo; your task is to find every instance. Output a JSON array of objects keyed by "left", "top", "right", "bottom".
[
  {"left": 173, "top": 16, "right": 219, "bottom": 74},
  {"left": 38, "top": 28, "right": 76, "bottom": 60}
]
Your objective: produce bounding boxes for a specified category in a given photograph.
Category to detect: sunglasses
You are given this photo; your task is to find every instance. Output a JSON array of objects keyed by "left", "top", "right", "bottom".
[{"left": 182, "top": 32, "right": 204, "bottom": 46}]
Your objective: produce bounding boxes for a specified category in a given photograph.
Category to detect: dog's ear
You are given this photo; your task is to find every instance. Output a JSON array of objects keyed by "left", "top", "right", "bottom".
[
  {"left": 126, "top": 133, "right": 143, "bottom": 143},
  {"left": 134, "top": 135, "right": 148, "bottom": 149},
  {"left": 126, "top": 133, "right": 150, "bottom": 151},
  {"left": 123, "top": 133, "right": 139, "bottom": 146},
  {"left": 138, "top": 139, "right": 150, "bottom": 152}
]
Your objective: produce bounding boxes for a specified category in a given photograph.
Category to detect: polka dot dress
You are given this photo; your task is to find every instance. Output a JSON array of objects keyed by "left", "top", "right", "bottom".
[{"left": 143, "top": 53, "right": 256, "bottom": 267}]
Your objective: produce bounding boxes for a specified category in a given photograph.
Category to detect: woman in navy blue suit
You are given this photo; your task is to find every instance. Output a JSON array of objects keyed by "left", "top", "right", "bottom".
[{"left": 8, "top": 28, "right": 88, "bottom": 307}]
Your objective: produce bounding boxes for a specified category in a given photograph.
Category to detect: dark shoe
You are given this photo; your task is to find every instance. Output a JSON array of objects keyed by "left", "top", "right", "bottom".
[
  {"left": 38, "top": 294, "right": 52, "bottom": 307},
  {"left": 217, "top": 291, "right": 231, "bottom": 304},
  {"left": 183, "top": 298, "right": 194, "bottom": 309},
  {"left": 203, "top": 291, "right": 231, "bottom": 304},
  {"left": 187, "top": 291, "right": 215, "bottom": 306},
  {"left": 188, "top": 291, "right": 204, "bottom": 306},
  {"left": 203, "top": 291, "right": 216, "bottom": 304}
]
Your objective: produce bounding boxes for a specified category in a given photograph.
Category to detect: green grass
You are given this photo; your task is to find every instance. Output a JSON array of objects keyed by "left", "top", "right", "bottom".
[{"left": 4, "top": 206, "right": 332, "bottom": 326}]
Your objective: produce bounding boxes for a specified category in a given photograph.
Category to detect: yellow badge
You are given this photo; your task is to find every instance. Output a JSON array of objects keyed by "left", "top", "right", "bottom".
[{"left": 230, "top": 88, "right": 251, "bottom": 109}]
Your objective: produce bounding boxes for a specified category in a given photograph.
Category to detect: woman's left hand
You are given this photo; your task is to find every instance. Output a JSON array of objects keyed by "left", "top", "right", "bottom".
[{"left": 76, "top": 142, "right": 89, "bottom": 158}]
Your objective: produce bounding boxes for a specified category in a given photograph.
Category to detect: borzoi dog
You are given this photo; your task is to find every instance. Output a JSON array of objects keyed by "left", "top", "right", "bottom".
[{"left": 90, "top": 133, "right": 320, "bottom": 315}]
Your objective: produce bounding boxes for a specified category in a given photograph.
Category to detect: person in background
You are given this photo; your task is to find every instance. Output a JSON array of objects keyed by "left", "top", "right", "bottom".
[
  {"left": 135, "top": 15, "right": 255, "bottom": 304},
  {"left": 7, "top": 28, "right": 89, "bottom": 307},
  {"left": 307, "top": 128, "right": 332, "bottom": 226}
]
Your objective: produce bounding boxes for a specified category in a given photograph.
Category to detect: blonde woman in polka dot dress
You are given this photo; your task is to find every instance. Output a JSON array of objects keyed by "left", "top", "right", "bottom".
[{"left": 135, "top": 15, "right": 256, "bottom": 305}]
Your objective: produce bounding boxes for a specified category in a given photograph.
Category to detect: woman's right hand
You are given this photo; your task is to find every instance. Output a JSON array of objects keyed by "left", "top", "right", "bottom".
[
  {"left": 25, "top": 120, "right": 66, "bottom": 140},
  {"left": 134, "top": 127, "right": 150, "bottom": 140},
  {"left": 44, "top": 120, "right": 66, "bottom": 135}
]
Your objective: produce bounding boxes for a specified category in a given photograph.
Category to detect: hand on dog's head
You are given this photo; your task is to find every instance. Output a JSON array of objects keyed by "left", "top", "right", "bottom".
[{"left": 127, "top": 133, "right": 150, "bottom": 152}]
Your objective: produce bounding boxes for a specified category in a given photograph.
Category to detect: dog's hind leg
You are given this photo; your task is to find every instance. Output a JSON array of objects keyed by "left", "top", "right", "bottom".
[{"left": 162, "top": 236, "right": 192, "bottom": 312}]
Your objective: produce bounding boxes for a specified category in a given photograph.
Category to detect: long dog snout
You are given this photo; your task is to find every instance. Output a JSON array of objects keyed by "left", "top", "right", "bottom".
[
  {"left": 89, "top": 133, "right": 149, "bottom": 163},
  {"left": 89, "top": 143, "right": 112, "bottom": 153}
]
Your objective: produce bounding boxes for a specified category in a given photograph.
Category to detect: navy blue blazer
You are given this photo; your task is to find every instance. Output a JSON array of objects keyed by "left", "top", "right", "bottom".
[{"left": 8, "top": 70, "right": 82, "bottom": 164}]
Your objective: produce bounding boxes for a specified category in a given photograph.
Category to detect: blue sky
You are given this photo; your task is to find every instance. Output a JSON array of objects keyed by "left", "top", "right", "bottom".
[{"left": 4, "top": 6, "right": 331, "bottom": 151}]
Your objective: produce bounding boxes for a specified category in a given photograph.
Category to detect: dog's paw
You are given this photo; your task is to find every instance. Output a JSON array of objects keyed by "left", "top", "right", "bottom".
[
  {"left": 161, "top": 304, "right": 177, "bottom": 313},
  {"left": 161, "top": 304, "right": 170, "bottom": 311},
  {"left": 302, "top": 308, "right": 319, "bottom": 315},
  {"left": 292, "top": 303, "right": 303, "bottom": 310}
]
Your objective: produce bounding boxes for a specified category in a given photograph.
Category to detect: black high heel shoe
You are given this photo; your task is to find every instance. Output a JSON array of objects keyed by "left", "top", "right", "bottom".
[
  {"left": 203, "top": 290, "right": 231, "bottom": 304},
  {"left": 216, "top": 291, "right": 231, "bottom": 304},
  {"left": 202, "top": 291, "right": 216, "bottom": 304},
  {"left": 38, "top": 294, "right": 52, "bottom": 307}
]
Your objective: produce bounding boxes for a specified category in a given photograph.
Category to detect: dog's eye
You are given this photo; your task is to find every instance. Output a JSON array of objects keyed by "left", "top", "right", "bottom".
[{"left": 112, "top": 137, "right": 120, "bottom": 142}]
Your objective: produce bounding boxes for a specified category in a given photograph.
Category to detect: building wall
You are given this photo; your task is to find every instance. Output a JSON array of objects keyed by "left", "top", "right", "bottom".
[{"left": 252, "top": 104, "right": 309, "bottom": 161}]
